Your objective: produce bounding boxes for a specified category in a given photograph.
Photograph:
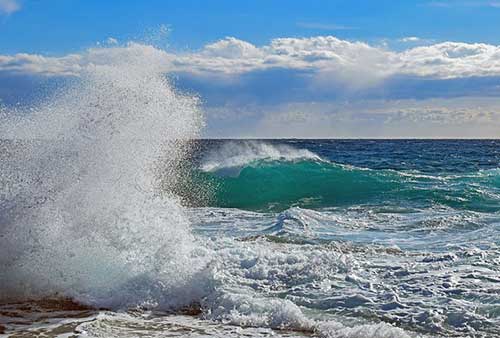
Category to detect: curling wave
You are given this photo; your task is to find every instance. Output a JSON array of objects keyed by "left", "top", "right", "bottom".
[{"left": 196, "top": 143, "right": 500, "bottom": 212}]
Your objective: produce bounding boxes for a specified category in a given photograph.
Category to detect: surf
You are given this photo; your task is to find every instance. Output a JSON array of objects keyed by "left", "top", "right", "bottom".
[{"left": 194, "top": 141, "right": 500, "bottom": 212}]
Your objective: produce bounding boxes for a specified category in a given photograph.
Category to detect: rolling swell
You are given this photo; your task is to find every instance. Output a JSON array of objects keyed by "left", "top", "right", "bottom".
[{"left": 197, "top": 157, "right": 500, "bottom": 212}]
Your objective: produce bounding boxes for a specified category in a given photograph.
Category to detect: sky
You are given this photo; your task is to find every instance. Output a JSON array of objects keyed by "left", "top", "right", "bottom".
[{"left": 1, "top": 0, "right": 500, "bottom": 138}]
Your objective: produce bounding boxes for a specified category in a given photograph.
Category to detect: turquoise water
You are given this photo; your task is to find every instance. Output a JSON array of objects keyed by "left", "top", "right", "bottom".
[
  {"left": 1, "top": 137, "right": 499, "bottom": 337},
  {"left": 195, "top": 140, "right": 500, "bottom": 213},
  {"left": 187, "top": 139, "right": 500, "bottom": 337}
]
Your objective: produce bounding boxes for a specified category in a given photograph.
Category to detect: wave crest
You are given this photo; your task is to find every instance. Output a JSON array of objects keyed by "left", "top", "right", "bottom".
[
  {"left": 194, "top": 150, "right": 500, "bottom": 212},
  {"left": 200, "top": 140, "right": 323, "bottom": 174}
]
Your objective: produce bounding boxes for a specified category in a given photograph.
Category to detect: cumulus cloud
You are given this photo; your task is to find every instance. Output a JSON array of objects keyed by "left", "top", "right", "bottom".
[
  {"left": 400, "top": 37, "right": 421, "bottom": 42},
  {"left": 187, "top": 37, "right": 500, "bottom": 80},
  {"left": 1, "top": 36, "right": 500, "bottom": 137},
  {"left": 0, "top": 43, "right": 173, "bottom": 77},
  {"left": 202, "top": 37, "right": 263, "bottom": 59},
  {"left": 0, "top": 53, "right": 82, "bottom": 76},
  {"left": 0, "top": 0, "right": 20, "bottom": 15},
  {"left": 106, "top": 37, "right": 118, "bottom": 45},
  {"left": 398, "top": 42, "right": 500, "bottom": 78},
  {"left": 2, "top": 36, "right": 500, "bottom": 82},
  {"left": 2, "top": 38, "right": 500, "bottom": 103}
]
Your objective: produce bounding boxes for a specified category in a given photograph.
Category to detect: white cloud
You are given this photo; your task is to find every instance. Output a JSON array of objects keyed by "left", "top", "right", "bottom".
[
  {"left": 202, "top": 37, "right": 263, "bottom": 59},
  {"left": 2, "top": 36, "right": 500, "bottom": 84},
  {"left": 0, "top": 0, "right": 20, "bottom": 15},
  {"left": 398, "top": 41, "right": 500, "bottom": 78},
  {"left": 106, "top": 37, "right": 118, "bottom": 45},
  {"left": 1, "top": 38, "right": 499, "bottom": 138},
  {"left": 0, "top": 43, "right": 172, "bottom": 77},
  {"left": 0, "top": 53, "right": 83, "bottom": 76},
  {"left": 400, "top": 37, "right": 421, "bottom": 42}
]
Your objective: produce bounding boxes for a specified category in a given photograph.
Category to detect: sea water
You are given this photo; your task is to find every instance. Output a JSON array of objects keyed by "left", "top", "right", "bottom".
[
  {"left": 187, "top": 139, "right": 500, "bottom": 337},
  {"left": 0, "top": 43, "right": 499, "bottom": 338}
]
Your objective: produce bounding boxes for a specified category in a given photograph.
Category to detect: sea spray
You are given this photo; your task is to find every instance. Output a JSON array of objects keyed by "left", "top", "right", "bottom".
[
  {"left": 199, "top": 140, "right": 323, "bottom": 173},
  {"left": 0, "top": 43, "right": 210, "bottom": 309}
]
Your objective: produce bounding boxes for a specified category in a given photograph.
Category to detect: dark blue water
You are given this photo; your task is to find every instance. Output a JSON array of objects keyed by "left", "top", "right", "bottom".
[
  {"left": 195, "top": 139, "right": 500, "bottom": 173},
  {"left": 284, "top": 139, "right": 500, "bottom": 173}
]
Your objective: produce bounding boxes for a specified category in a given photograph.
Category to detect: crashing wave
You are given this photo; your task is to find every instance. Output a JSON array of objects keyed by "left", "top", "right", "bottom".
[{"left": 0, "top": 43, "right": 210, "bottom": 309}]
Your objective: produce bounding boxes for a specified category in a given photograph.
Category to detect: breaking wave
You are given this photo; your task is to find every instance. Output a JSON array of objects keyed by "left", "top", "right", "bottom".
[
  {"left": 0, "top": 43, "right": 209, "bottom": 309},
  {"left": 197, "top": 142, "right": 500, "bottom": 212}
]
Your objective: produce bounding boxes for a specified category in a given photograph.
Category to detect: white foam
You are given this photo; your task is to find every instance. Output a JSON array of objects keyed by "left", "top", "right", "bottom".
[
  {"left": 199, "top": 140, "right": 323, "bottom": 173},
  {"left": 316, "top": 321, "right": 417, "bottom": 338}
]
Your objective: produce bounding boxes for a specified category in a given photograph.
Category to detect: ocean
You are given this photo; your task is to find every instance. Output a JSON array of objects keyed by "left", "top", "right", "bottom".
[
  {"left": 0, "top": 45, "right": 499, "bottom": 338},
  {"left": 185, "top": 139, "right": 500, "bottom": 337},
  {"left": 2, "top": 139, "right": 499, "bottom": 338}
]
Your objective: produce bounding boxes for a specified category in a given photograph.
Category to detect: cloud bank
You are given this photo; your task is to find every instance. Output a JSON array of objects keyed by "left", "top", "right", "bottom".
[
  {"left": 1, "top": 36, "right": 499, "bottom": 138},
  {"left": 2, "top": 36, "right": 500, "bottom": 80}
]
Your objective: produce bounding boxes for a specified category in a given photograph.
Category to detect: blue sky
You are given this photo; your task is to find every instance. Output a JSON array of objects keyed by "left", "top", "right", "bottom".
[
  {"left": 3, "top": 0, "right": 500, "bottom": 54},
  {"left": 1, "top": 0, "right": 500, "bottom": 138}
]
